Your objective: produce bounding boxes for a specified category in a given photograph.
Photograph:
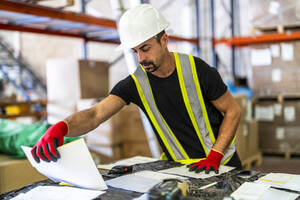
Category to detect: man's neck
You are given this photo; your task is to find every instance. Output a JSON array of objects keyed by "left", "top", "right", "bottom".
[{"left": 151, "top": 51, "right": 175, "bottom": 78}]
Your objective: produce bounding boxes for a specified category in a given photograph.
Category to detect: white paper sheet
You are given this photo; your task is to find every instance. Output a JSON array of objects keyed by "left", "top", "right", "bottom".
[
  {"left": 255, "top": 173, "right": 300, "bottom": 192},
  {"left": 105, "top": 170, "right": 186, "bottom": 193},
  {"left": 231, "top": 182, "right": 270, "bottom": 200},
  {"left": 10, "top": 185, "right": 105, "bottom": 200},
  {"left": 158, "top": 165, "right": 235, "bottom": 179},
  {"left": 251, "top": 49, "right": 272, "bottom": 66},
  {"left": 231, "top": 182, "right": 299, "bottom": 200},
  {"left": 98, "top": 156, "right": 158, "bottom": 170},
  {"left": 21, "top": 138, "right": 107, "bottom": 190},
  {"left": 270, "top": 44, "right": 280, "bottom": 57}
]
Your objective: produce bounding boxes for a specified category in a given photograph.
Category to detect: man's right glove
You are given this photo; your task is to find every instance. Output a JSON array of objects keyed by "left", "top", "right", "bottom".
[
  {"left": 31, "top": 121, "right": 68, "bottom": 163},
  {"left": 187, "top": 149, "right": 223, "bottom": 174}
]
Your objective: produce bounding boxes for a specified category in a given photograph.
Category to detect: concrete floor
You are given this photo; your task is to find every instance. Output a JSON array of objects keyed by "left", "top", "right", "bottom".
[{"left": 252, "top": 155, "right": 300, "bottom": 174}]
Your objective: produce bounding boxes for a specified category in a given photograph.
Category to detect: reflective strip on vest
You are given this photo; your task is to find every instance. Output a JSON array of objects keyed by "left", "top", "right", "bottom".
[
  {"left": 132, "top": 52, "right": 236, "bottom": 164},
  {"left": 132, "top": 67, "right": 189, "bottom": 161}
]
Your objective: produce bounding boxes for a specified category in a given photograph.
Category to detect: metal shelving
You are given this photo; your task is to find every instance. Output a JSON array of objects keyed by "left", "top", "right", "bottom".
[{"left": 0, "top": 0, "right": 199, "bottom": 45}]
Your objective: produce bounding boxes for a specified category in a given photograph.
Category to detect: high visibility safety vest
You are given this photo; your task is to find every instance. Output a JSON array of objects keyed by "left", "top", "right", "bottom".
[{"left": 131, "top": 52, "right": 236, "bottom": 165}]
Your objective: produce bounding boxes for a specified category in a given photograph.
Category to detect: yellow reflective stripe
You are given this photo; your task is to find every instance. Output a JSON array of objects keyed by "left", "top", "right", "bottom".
[
  {"left": 188, "top": 54, "right": 216, "bottom": 143},
  {"left": 131, "top": 74, "right": 177, "bottom": 161},
  {"left": 174, "top": 52, "right": 209, "bottom": 156},
  {"left": 179, "top": 158, "right": 205, "bottom": 165},
  {"left": 160, "top": 152, "right": 168, "bottom": 160},
  {"left": 141, "top": 66, "right": 189, "bottom": 160}
]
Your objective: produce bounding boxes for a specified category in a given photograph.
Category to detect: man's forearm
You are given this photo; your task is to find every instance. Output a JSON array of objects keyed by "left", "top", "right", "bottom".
[
  {"left": 64, "top": 107, "right": 100, "bottom": 137},
  {"left": 212, "top": 106, "right": 241, "bottom": 153}
]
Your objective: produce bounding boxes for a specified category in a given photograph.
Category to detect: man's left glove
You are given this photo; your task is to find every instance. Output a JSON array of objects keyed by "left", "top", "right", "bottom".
[{"left": 187, "top": 149, "right": 223, "bottom": 174}]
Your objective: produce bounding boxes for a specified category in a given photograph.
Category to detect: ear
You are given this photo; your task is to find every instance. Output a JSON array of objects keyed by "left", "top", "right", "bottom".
[{"left": 161, "top": 34, "right": 168, "bottom": 48}]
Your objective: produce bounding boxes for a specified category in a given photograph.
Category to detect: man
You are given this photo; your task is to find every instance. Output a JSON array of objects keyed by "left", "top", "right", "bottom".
[{"left": 31, "top": 4, "right": 242, "bottom": 174}]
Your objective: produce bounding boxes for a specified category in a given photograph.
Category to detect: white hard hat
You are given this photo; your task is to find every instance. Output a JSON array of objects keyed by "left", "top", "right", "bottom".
[{"left": 116, "top": 4, "right": 170, "bottom": 51}]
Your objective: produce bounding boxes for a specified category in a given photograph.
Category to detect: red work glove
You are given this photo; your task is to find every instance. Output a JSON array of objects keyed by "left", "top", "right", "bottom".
[
  {"left": 187, "top": 149, "right": 224, "bottom": 174},
  {"left": 31, "top": 121, "right": 68, "bottom": 163}
]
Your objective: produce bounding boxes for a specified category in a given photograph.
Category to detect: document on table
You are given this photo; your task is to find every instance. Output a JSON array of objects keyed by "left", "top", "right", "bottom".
[
  {"left": 21, "top": 138, "right": 107, "bottom": 190},
  {"left": 231, "top": 182, "right": 299, "bottom": 200},
  {"left": 158, "top": 165, "right": 235, "bottom": 179},
  {"left": 10, "top": 185, "right": 105, "bottom": 200},
  {"left": 255, "top": 173, "right": 300, "bottom": 192},
  {"left": 98, "top": 156, "right": 158, "bottom": 170},
  {"left": 105, "top": 170, "right": 186, "bottom": 193}
]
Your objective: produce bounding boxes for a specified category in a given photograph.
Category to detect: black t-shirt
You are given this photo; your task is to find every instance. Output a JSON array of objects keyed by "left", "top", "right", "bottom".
[{"left": 110, "top": 56, "right": 241, "bottom": 168}]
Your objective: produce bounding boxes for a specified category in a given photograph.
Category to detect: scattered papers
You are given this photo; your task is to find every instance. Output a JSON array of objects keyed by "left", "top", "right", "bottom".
[
  {"left": 10, "top": 186, "right": 105, "bottom": 200},
  {"left": 158, "top": 165, "right": 235, "bottom": 179},
  {"left": 231, "top": 182, "right": 299, "bottom": 200},
  {"left": 21, "top": 138, "right": 107, "bottom": 190},
  {"left": 105, "top": 170, "right": 186, "bottom": 193},
  {"left": 98, "top": 156, "right": 158, "bottom": 170},
  {"left": 255, "top": 173, "right": 300, "bottom": 192}
]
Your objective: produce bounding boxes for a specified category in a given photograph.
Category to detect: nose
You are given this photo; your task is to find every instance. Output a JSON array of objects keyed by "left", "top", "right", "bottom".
[{"left": 136, "top": 51, "right": 145, "bottom": 63}]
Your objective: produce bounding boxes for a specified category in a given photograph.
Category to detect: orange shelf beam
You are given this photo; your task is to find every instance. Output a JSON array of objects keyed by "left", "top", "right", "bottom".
[
  {"left": 214, "top": 31, "right": 300, "bottom": 47},
  {"left": 0, "top": 0, "right": 117, "bottom": 29},
  {"left": 0, "top": 23, "right": 121, "bottom": 44}
]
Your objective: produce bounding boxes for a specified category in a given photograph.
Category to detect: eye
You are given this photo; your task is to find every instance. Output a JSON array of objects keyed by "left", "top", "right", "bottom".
[{"left": 141, "top": 46, "right": 150, "bottom": 52}]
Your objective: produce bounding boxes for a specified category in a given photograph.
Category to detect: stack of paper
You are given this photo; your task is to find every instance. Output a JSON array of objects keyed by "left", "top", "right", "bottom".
[
  {"left": 158, "top": 165, "right": 235, "bottom": 179},
  {"left": 21, "top": 138, "right": 107, "bottom": 190},
  {"left": 255, "top": 173, "right": 300, "bottom": 192},
  {"left": 105, "top": 170, "right": 186, "bottom": 193},
  {"left": 231, "top": 182, "right": 299, "bottom": 200}
]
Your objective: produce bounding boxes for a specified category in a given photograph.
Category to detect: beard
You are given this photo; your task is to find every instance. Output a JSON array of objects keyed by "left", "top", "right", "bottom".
[{"left": 140, "top": 61, "right": 159, "bottom": 73}]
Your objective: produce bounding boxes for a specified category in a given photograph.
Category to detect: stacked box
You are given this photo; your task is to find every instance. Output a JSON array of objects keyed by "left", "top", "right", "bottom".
[
  {"left": 251, "top": 42, "right": 300, "bottom": 96},
  {"left": 250, "top": 0, "right": 300, "bottom": 27},
  {"left": 254, "top": 100, "right": 300, "bottom": 153}
]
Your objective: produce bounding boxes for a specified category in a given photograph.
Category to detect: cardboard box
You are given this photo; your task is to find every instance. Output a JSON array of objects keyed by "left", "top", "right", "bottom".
[
  {"left": 121, "top": 141, "right": 152, "bottom": 158},
  {"left": 258, "top": 123, "right": 300, "bottom": 153},
  {"left": 235, "top": 121, "right": 249, "bottom": 162},
  {"left": 247, "top": 120, "right": 259, "bottom": 157},
  {"left": 0, "top": 157, "right": 46, "bottom": 194},
  {"left": 250, "top": 0, "right": 300, "bottom": 28},
  {"left": 251, "top": 41, "right": 300, "bottom": 96},
  {"left": 113, "top": 104, "right": 149, "bottom": 143},
  {"left": 89, "top": 146, "right": 122, "bottom": 164}
]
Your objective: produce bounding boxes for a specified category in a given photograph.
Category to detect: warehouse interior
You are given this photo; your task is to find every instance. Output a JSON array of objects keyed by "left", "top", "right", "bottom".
[{"left": 1, "top": 0, "right": 300, "bottom": 199}]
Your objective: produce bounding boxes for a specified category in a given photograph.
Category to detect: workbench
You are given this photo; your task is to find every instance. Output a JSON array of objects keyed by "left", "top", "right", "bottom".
[{"left": 0, "top": 160, "right": 299, "bottom": 200}]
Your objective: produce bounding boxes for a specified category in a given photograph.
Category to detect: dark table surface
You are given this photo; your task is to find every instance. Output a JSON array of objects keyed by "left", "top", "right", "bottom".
[{"left": 1, "top": 160, "right": 299, "bottom": 200}]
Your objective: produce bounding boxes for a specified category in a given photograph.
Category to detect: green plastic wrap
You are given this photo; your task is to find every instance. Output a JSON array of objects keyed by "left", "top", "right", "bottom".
[{"left": 0, "top": 119, "right": 79, "bottom": 158}]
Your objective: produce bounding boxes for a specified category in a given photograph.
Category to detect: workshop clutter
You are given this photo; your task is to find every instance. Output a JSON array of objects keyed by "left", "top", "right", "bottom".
[
  {"left": 254, "top": 98, "right": 300, "bottom": 158},
  {"left": 233, "top": 95, "right": 261, "bottom": 168}
]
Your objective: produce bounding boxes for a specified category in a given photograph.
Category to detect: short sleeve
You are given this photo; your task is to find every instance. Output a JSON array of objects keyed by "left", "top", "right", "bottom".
[
  {"left": 110, "top": 76, "right": 132, "bottom": 105},
  {"left": 194, "top": 57, "right": 227, "bottom": 101}
]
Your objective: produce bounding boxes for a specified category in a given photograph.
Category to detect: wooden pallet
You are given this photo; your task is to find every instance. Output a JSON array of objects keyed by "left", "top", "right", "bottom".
[
  {"left": 262, "top": 150, "right": 300, "bottom": 160},
  {"left": 253, "top": 93, "right": 300, "bottom": 103},
  {"left": 251, "top": 24, "right": 300, "bottom": 34},
  {"left": 242, "top": 152, "right": 262, "bottom": 170}
]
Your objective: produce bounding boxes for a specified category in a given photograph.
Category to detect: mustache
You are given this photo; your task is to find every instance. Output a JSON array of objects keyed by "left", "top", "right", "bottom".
[{"left": 140, "top": 61, "right": 155, "bottom": 66}]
